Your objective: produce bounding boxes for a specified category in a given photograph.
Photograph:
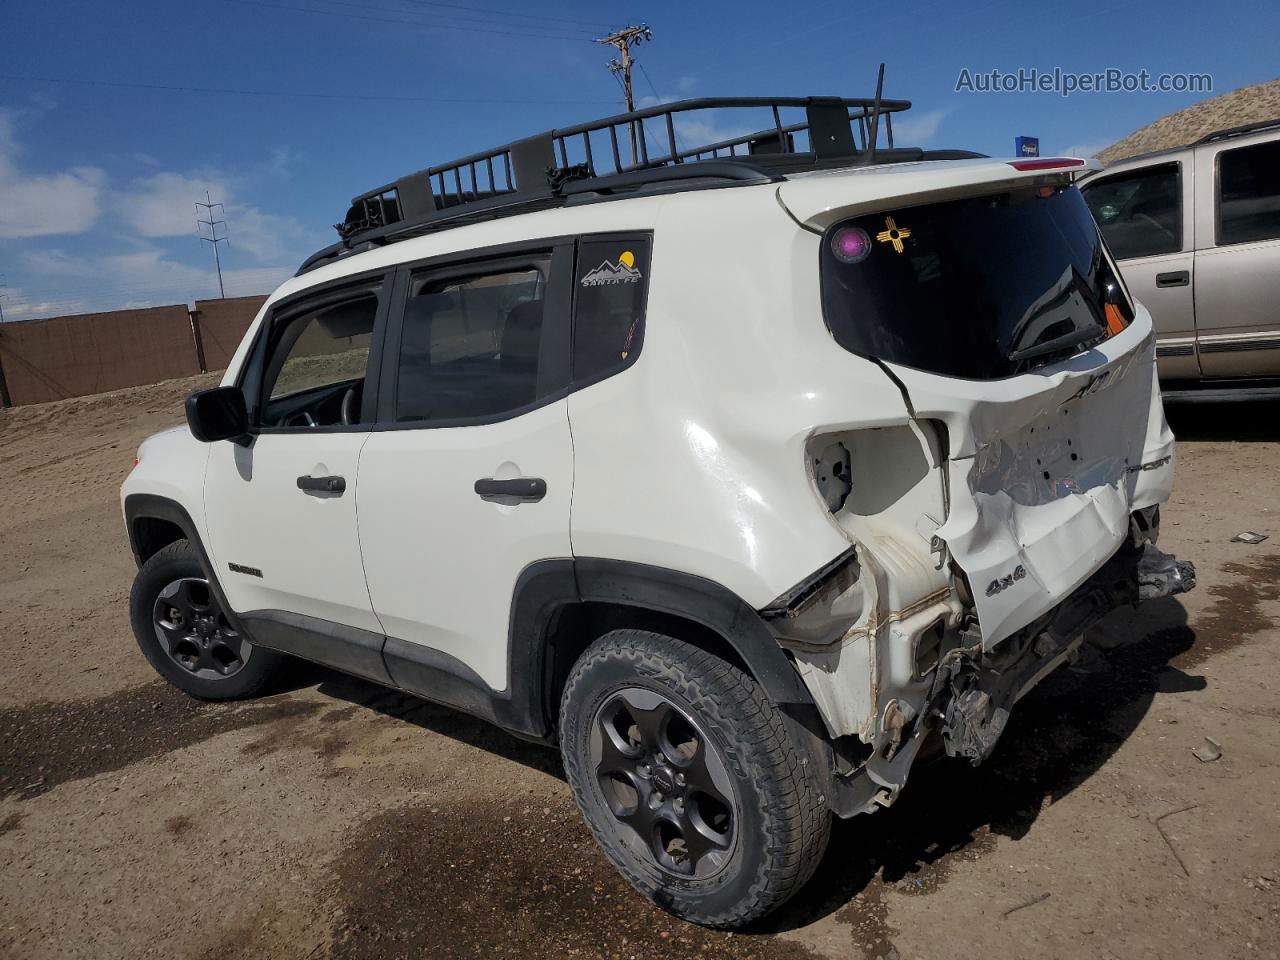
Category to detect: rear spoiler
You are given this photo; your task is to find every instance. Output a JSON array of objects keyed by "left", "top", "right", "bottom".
[{"left": 776, "top": 156, "right": 1101, "bottom": 230}]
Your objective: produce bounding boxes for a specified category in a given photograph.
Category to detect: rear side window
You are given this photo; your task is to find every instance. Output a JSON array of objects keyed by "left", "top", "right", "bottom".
[
  {"left": 394, "top": 259, "right": 551, "bottom": 423},
  {"left": 1217, "top": 140, "right": 1280, "bottom": 245},
  {"left": 1081, "top": 163, "right": 1182, "bottom": 259},
  {"left": 821, "top": 185, "right": 1133, "bottom": 381},
  {"left": 572, "top": 237, "right": 650, "bottom": 385}
]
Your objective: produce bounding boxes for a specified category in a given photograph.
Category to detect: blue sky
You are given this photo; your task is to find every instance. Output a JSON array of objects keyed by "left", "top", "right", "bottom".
[{"left": 1, "top": 0, "right": 1276, "bottom": 319}]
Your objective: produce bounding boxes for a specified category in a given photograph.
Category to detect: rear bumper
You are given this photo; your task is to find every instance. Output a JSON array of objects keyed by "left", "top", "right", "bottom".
[{"left": 829, "top": 520, "right": 1195, "bottom": 817}]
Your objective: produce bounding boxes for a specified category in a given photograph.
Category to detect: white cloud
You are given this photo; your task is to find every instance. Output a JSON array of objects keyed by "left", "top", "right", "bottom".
[
  {"left": 115, "top": 168, "right": 313, "bottom": 260},
  {"left": 0, "top": 108, "right": 105, "bottom": 238},
  {"left": 117, "top": 170, "right": 229, "bottom": 238},
  {"left": 20, "top": 248, "right": 94, "bottom": 275},
  {"left": 890, "top": 109, "right": 948, "bottom": 146}
]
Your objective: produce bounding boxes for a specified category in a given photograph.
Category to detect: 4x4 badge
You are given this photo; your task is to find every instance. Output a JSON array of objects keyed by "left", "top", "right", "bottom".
[
  {"left": 581, "top": 250, "right": 641, "bottom": 286},
  {"left": 985, "top": 564, "right": 1027, "bottom": 597}
]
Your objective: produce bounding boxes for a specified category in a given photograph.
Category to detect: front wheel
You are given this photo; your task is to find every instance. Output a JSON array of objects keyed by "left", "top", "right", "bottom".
[
  {"left": 559, "top": 630, "right": 830, "bottom": 928},
  {"left": 129, "top": 539, "right": 281, "bottom": 700}
]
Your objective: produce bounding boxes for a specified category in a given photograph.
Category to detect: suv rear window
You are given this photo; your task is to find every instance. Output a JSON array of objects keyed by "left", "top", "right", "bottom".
[
  {"left": 1217, "top": 139, "right": 1280, "bottom": 246},
  {"left": 820, "top": 185, "right": 1132, "bottom": 380}
]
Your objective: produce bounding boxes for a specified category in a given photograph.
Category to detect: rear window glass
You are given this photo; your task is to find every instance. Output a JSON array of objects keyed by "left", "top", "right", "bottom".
[
  {"left": 820, "top": 185, "right": 1133, "bottom": 381},
  {"left": 1217, "top": 140, "right": 1280, "bottom": 246}
]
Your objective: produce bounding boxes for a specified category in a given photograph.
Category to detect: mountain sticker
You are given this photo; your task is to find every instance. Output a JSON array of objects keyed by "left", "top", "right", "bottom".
[{"left": 581, "top": 250, "right": 641, "bottom": 286}]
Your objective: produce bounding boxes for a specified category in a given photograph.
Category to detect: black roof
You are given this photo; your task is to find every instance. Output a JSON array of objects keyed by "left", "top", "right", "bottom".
[{"left": 297, "top": 79, "right": 986, "bottom": 275}]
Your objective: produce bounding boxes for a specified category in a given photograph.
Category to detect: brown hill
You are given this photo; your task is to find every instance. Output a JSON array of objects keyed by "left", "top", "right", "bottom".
[{"left": 1097, "top": 77, "right": 1280, "bottom": 164}]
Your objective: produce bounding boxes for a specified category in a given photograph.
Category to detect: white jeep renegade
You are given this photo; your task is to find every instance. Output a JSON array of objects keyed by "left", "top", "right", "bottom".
[{"left": 122, "top": 94, "right": 1195, "bottom": 927}]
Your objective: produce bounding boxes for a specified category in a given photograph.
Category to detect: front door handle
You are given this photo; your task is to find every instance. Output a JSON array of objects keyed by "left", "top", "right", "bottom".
[
  {"left": 1155, "top": 270, "right": 1190, "bottom": 288},
  {"left": 474, "top": 477, "right": 547, "bottom": 503},
  {"left": 297, "top": 475, "right": 346, "bottom": 494}
]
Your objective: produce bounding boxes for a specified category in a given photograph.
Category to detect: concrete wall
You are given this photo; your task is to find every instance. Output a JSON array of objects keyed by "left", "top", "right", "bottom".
[
  {"left": 193, "top": 295, "right": 268, "bottom": 372},
  {"left": 0, "top": 305, "right": 201, "bottom": 406}
]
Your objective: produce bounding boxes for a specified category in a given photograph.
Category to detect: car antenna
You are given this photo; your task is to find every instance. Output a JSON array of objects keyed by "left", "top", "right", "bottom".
[{"left": 861, "top": 62, "right": 886, "bottom": 166}]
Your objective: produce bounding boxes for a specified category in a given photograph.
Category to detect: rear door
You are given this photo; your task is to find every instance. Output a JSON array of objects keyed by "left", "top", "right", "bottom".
[
  {"left": 356, "top": 242, "right": 574, "bottom": 694},
  {"left": 1082, "top": 156, "right": 1199, "bottom": 379},
  {"left": 1191, "top": 136, "right": 1280, "bottom": 377},
  {"left": 203, "top": 274, "right": 392, "bottom": 678}
]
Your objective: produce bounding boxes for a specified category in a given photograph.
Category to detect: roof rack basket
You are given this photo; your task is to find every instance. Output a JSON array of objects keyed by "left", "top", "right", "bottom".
[{"left": 303, "top": 68, "right": 916, "bottom": 272}]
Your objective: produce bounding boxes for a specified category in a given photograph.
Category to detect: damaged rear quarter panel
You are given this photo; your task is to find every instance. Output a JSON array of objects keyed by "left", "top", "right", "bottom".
[{"left": 890, "top": 309, "right": 1175, "bottom": 648}]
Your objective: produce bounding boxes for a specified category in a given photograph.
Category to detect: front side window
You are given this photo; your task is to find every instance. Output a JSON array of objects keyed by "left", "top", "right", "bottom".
[
  {"left": 260, "top": 291, "right": 377, "bottom": 428},
  {"left": 1217, "top": 140, "right": 1280, "bottom": 246},
  {"left": 572, "top": 237, "right": 650, "bottom": 385},
  {"left": 394, "top": 259, "right": 551, "bottom": 423},
  {"left": 1081, "top": 163, "right": 1182, "bottom": 260}
]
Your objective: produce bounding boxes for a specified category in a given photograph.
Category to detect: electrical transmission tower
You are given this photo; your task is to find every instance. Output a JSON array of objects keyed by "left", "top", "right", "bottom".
[
  {"left": 195, "top": 191, "right": 229, "bottom": 299},
  {"left": 596, "top": 24, "right": 652, "bottom": 165}
]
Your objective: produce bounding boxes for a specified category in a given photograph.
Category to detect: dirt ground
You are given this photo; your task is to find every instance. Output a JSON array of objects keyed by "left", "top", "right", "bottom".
[{"left": 1, "top": 374, "right": 1278, "bottom": 960}]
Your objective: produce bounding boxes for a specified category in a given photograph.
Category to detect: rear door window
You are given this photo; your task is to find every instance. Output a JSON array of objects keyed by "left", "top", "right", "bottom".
[
  {"left": 393, "top": 256, "right": 563, "bottom": 424},
  {"left": 1081, "top": 163, "right": 1182, "bottom": 259},
  {"left": 1217, "top": 140, "right": 1280, "bottom": 245}
]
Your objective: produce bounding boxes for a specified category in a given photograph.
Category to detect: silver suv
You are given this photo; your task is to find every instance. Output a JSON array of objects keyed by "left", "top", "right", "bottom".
[{"left": 1080, "top": 118, "right": 1280, "bottom": 398}]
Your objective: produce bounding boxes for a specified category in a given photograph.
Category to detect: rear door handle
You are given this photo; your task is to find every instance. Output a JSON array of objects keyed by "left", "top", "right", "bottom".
[
  {"left": 296, "top": 475, "right": 346, "bottom": 494},
  {"left": 474, "top": 477, "right": 547, "bottom": 502},
  {"left": 1155, "top": 270, "right": 1190, "bottom": 288}
]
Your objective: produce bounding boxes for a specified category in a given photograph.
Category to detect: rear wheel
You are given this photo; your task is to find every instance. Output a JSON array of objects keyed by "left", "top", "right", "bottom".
[
  {"left": 129, "top": 539, "right": 281, "bottom": 700},
  {"left": 559, "top": 630, "right": 830, "bottom": 928}
]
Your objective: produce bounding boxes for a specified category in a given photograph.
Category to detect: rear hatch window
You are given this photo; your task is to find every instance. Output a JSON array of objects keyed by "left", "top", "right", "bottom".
[{"left": 820, "top": 185, "right": 1133, "bottom": 380}]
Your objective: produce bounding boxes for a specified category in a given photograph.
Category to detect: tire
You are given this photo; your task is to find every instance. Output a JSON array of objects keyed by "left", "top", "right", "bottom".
[
  {"left": 129, "top": 539, "right": 282, "bottom": 700},
  {"left": 559, "top": 629, "right": 831, "bottom": 928}
]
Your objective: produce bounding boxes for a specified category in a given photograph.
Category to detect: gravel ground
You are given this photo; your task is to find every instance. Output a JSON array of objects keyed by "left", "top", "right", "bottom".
[{"left": 1, "top": 375, "right": 1278, "bottom": 960}]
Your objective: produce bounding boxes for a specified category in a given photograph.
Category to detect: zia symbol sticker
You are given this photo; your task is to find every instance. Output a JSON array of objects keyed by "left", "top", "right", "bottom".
[{"left": 875, "top": 216, "right": 912, "bottom": 254}]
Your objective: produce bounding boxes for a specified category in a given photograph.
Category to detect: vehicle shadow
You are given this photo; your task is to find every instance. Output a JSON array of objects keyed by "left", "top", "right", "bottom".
[
  {"left": 286, "top": 596, "right": 1207, "bottom": 932},
  {"left": 305, "top": 665, "right": 566, "bottom": 781},
  {"left": 1164, "top": 397, "right": 1280, "bottom": 441},
  {"left": 761, "top": 595, "right": 1205, "bottom": 931}
]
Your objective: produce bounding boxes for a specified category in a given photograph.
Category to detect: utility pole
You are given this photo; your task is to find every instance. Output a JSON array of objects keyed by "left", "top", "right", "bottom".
[
  {"left": 195, "top": 191, "right": 228, "bottom": 300},
  {"left": 0, "top": 277, "right": 10, "bottom": 408},
  {"left": 596, "top": 24, "right": 652, "bottom": 166}
]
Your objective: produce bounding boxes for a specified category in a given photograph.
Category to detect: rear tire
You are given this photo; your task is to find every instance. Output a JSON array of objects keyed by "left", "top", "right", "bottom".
[
  {"left": 129, "top": 539, "right": 281, "bottom": 700},
  {"left": 559, "top": 629, "right": 830, "bottom": 928}
]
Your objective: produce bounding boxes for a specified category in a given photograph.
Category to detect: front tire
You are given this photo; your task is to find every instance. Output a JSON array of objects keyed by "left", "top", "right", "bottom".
[
  {"left": 129, "top": 539, "right": 281, "bottom": 700},
  {"left": 559, "top": 630, "right": 830, "bottom": 928}
]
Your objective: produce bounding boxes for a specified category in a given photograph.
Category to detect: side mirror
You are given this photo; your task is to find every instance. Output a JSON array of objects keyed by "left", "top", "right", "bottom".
[{"left": 186, "top": 387, "right": 251, "bottom": 445}]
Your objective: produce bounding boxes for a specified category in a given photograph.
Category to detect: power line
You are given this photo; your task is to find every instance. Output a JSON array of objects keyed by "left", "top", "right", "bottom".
[
  {"left": 0, "top": 74, "right": 620, "bottom": 106},
  {"left": 280, "top": 0, "right": 607, "bottom": 34},
  {"left": 196, "top": 193, "right": 230, "bottom": 300},
  {"left": 222, "top": 0, "right": 596, "bottom": 40},
  {"left": 376, "top": 0, "right": 612, "bottom": 30},
  {"left": 636, "top": 60, "right": 660, "bottom": 101}
]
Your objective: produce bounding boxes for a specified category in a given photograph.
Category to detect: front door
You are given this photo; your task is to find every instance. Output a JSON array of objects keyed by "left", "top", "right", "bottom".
[
  {"left": 203, "top": 275, "right": 390, "bottom": 677},
  {"left": 356, "top": 244, "right": 575, "bottom": 695},
  {"left": 1082, "top": 157, "right": 1199, "bottom": 379}
]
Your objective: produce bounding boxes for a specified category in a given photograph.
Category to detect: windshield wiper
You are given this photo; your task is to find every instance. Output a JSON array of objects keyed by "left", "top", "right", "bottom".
[{"left": 1007, "top": 324, "right": 1106, "bottom": 363}]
